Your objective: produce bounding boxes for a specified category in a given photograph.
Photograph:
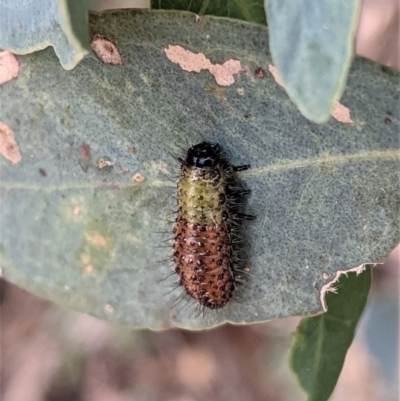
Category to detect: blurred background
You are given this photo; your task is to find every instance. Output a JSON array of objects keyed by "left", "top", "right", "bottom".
[{"left": 1, "top": 1, "right": 399, "bottom": 400}]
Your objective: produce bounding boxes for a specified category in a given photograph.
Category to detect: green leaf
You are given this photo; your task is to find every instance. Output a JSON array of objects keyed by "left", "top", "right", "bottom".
[
  {"left": 0, "top": 10, "right": 399, "bottom": 330},
  {"left": 264, "top": 0, "right": 360, "bottom": 123},
  {"left": 0, "top": 0, "right": 90, "bottom": 70},
  {"left": 290, "top": 265, "right": 372, "bottom": 401},
  {"left": 151, "top": 0, "right": 266, "bottom": 24}
]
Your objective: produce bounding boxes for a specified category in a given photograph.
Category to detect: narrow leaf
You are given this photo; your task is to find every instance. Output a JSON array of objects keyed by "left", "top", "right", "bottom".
[
  {"left": 290, "top": 265, "right": 372, "bottom": 401},
  {"left": 264, "top": 0, "right": 360, "bottom": 122}
]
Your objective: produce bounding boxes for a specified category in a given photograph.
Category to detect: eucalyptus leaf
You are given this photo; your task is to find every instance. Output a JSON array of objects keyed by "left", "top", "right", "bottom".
[
  {"left": 0, "top": 0, "right": 90, "bottom": 70},
  {"left": 290, "top": 265, "right": 372, "bottom": 401},
  {"left": 0, "top": 10, "right": 399, "bottom": 330},
  {"left": 151, "top": 0, "right": 266, "bottom": 24},
  {"left": 264, "top": 0, "right": 360, "bottom": 123}
]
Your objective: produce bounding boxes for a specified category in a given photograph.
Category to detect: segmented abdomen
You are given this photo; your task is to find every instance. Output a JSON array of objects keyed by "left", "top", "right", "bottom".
[{"left": 174, "top": 168, "right": 235, "bottom": 309}]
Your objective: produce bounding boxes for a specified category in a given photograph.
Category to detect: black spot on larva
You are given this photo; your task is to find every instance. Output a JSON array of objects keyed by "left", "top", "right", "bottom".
[{"left": 171, "top": 141, "right": 255, "bottom": 310}]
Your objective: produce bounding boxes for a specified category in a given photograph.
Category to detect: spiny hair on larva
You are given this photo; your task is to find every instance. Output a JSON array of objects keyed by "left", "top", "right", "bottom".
[{"left": 164, "top": 141, "right": 255, "bottom": 313}]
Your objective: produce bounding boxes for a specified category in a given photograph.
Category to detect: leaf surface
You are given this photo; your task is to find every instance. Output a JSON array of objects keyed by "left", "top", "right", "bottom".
[{"left": 0, "top": 10, "right": 399, "bottom": 330}]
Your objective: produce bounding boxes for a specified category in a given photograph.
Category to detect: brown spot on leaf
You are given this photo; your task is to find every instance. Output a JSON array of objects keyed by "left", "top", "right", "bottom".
[
  {"left": 255, "top": 67, "right": 265, "bottom": 78},
  {"left": 81, "top": 143, "right": 91, "bottom": 161},
  {"left": 0, "top": 122, "right": 21, "bottom": 164},
  {"left": 38, "top": 168, "right": 47, "bottom": 177},
  {"left": 91, "top": 34, "right": 123, "bottom": 65},
  {"left": 0, "top": 51, "right": 19, "bottom": 85},
  {"left": 384, "top": 117, "right": 392, "bottom": 124}
]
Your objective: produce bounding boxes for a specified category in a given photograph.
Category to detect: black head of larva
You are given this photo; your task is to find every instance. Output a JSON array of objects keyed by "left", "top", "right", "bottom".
[{"left": 185, "top": 141, "right": 221, "bottom": 168}]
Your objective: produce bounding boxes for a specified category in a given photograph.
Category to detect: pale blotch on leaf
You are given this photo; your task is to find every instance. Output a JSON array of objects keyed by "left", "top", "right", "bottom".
[
  {"left": 331, "top": 101, "right": 354, "bottom": 124},
  {"left": 0, "top": 122, "right": 21, "bottom": 164},
  {"left": 97, "top": 158, "right": 114, "bottom": 169},
  {"left": 151, "top": 160, "right": 170, "bottom": 175},
  {"left": 80, "top": 253, "right": 94, "bottom": 275},
  {"left": 164, "top": 45, "right": 243, "bottom": 86},
  {"left": 104, "top": 304, "right": 114, "bottom": 314},
  {"left": 268, "top": 63, "right": 285, "bottom": 87},
  {"left": 132, "top": 173, "right": 145, "bottom": 183},
  {"left": 73, "top": 206, "right": 81, "bottom": 215},
  {"left": 91, "top": 34, "right": 123, "bottom": 65},
  {"left": 0, "top": 51, "right": 19, "bottom": 85},
  {"left": 84, "top": 233, "right": 107, "bottom": 248},
  {"left": 85, "top": 264, "right": 94, "bottom": 274},
  {"left": 209, "top": 59, "right": 243, "bottom": 86}
]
